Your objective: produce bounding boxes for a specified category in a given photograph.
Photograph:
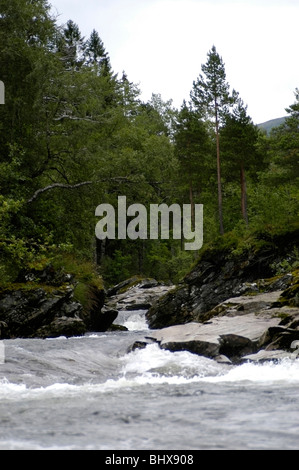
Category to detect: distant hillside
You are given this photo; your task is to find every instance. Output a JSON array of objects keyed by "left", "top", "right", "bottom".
[{"left": 258, "top": 116, "right": 287, "bottom": 134}]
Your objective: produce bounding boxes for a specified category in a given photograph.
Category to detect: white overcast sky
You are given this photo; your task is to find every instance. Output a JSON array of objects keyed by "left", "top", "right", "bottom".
[{"left": 50, "top": 0, "right": 299, "bottom": 124}]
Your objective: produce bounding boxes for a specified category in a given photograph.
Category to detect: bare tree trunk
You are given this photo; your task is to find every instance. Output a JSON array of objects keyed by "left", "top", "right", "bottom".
[
  {"left": 95, "top": 237, "right": 106, "bottom": 265},
  {"left": 189, "top": 179, "right": 195, "bottom": 230},
  {"left": 215, "top": 112, "right": 224, "bottom": 235},
  {"left": 138, "top": 241, "right": 145, "bottom": 274}
]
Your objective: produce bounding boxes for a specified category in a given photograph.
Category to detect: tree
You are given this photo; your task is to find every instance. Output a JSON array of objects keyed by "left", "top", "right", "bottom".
[
  {"left": 174, "top": 101, "right": 212, "bottom": 228},
  {"left": 248, "top": 89, "right": 299, "bottom": 229},
  {"left": 85, "top": 29, "right": 112, "bottom": 76},
  {"left": 58, "top": 19, "right": 85, "bottom": 68},
  {"left": 269, "top": 88, "right": 299, "bottom": 183},
  {"left": 221, "top": 99, "right": 260, "bottom": 226},
  {"left": 190, "top": 46, "right": 238, "bottom": 234}
]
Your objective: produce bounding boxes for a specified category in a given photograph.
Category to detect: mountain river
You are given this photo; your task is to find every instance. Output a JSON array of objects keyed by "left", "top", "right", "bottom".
[{"left": 0, "top": 304, "right": 299, "bottom": 451}]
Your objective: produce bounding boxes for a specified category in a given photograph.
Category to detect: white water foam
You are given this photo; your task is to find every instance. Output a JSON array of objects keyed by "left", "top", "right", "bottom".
[
  {"left": 121, "top": 344, "right": 299, "bottom": 386},
  {"left": 123, "top": 313, "right": 149, "bottom": 331},
  {"left": 116, "top": 309, "right": 149, "bottom": 331},
  {"left": 1, "top": 344, "right": 299, "bottom": 401},
  {"left": 202, "top": 357, "right": 299, "bottom": 384}
]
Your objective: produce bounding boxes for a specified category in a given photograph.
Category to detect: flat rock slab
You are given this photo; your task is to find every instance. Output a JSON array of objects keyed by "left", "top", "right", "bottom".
[
  {"left": 148, "top": 314, "right": 281, "bottom": 345},
  {"left": 208, "top": 291, "right": 284, "bottom": 317},
  {"left": 147, "top": 313, "right": 282, "bottom": 361}
]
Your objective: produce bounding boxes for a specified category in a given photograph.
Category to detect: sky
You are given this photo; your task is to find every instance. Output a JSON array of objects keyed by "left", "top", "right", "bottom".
[{"left": 49, "top": 0, "right": 299, "bottom": 124}]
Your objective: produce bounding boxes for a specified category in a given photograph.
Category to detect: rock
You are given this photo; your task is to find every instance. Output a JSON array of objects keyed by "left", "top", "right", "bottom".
[
  {"left": 125, "top": 303, "right": 153, "bottom": 311},
  {"left": 17, "top": 264, "right": 74, "bottom": 286},
  {"left": 259, "top": 325, "right": 299, "bottom": 351},
  {"left": 106, "top": 276, "right": 143, "bottom": 297},
  {"left": 139, "top": 279, "right": 160, "bottom": 289},
  {"left": 105, "top": 278, "right": 173, "bottom": 326},
  {"left": 146, "top": 285, "right": 193, "bottom": 329},
  {"left": 146, "top": 229, "right": 299, "bottom": 329},
  {"left": 218, "top": 334, "right": 255, "bottom": 360},
  {"left": 201, "top": 290, "right": 284, "bottom": 322},
  {"left": 278, "top": 273, "right": 299, "bottom": 307},
  {"left": 35, "top": 316, "right": 86, "bottom": 338},
  {"left": 241, "top": 349, "right": 294, "bottom": 363},
  {"left": 146, "top": 312, "right": 282, "bottom": 363},
  {"left": 0, "top": 286, "right": 85, "bottom": 339},
  {"left": 0, "top": 321, "right": 8, "bottom": 339},
  {"left": 93, "top": 307, "right": 118, "bottom": 332},
  {"left": 81, "top": 284, "right": 107, "bottom": 331},
  {"left": 127, "top": 340, "right": 151, "bottom": 353}
]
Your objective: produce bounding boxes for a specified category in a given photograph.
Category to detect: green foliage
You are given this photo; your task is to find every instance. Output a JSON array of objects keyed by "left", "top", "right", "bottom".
[
  {"left": 0, "top": 2, "right": 298, "bottom": 288},
  {"left": 101, "top": 250, "right": 133, "bottom": 286}
]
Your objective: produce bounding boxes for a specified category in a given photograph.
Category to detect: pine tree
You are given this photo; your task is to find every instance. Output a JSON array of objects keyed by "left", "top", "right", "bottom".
[
  {"left": 190, "top": 46, "right": 238, "bottom": 234},
  {"left": 270, "top": 88, "right": 299, "bottom": 182},
  {"left": 174, "top": 101, "right": 211, "bottom": 226},
  {"left": 58, "top": 19, "right": 85, "bottom": 68},
  {"left": 85, "top": 29, "right": 112, "bottom": 76},
  {"left": 221, "top": 99, "right": 260, "bottom": 226}
]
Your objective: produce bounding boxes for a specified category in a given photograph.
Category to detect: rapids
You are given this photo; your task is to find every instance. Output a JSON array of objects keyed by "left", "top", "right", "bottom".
[{"left": 0, "top": 308, "right": 299, "bottom": 450}]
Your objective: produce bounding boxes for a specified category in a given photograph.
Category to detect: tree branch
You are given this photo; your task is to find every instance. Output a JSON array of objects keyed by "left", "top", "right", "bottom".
[
  {"left": 27, "top": 181, "right": 93, "bottom": 204},
  {"left": 26, "top": 174, "right": 167, "bottom": 205},
  {"left": 26, "top": 177, "right": 141, "bottom": 204}
]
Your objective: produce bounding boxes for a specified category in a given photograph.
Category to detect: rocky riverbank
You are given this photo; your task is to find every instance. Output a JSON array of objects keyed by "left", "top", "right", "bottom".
[
  {"left": 142, "top": 228, "right": 299, "bottom": 364},
  {"left": 0, "top": 264, "right": 107, "bottom": 339},
  {"left": 0, "top": 227, "right": 298, "bottom": 368},
  {"left": 0, "top": 268, "right": 171, "bottom": 339},
  {"left": 145, "top": 288, "right": 299, "bottom": 364}
]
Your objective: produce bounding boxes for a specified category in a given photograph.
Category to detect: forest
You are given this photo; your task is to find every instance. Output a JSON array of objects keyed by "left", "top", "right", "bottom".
[{"left": 0, "top": 0, "right": 298, "bottom": 291}]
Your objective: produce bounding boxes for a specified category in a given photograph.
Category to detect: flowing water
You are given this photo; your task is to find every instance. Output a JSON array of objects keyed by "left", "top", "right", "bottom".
[{"left": 0, "top": 307, "right": 299, "bottom": 450}]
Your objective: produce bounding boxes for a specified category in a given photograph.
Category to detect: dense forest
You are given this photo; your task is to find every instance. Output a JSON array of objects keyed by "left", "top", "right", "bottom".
[{"left": 0, "top": 0, "right": 298, "bottom": 290}]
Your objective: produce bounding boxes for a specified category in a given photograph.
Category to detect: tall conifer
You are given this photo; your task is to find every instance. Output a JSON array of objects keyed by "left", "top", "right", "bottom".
[{"left": 190, "top": 46, "right": 238, "bottom": 234}]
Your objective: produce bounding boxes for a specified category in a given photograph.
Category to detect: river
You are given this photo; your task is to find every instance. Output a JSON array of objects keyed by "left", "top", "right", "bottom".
[{"left": 0, "top": 306, "right": 299, "bottom": 450}]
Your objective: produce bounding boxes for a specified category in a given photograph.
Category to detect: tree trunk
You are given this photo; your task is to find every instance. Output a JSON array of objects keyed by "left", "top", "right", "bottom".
[
  {"left": 215, "top": 112, "right": 224, "bottom": 235},
  {"left": 240, "top": 164, "right": 249, "bottom": 226},
  {"left": 95, "top": 237, "right": 106, "bottom": 265},
  {"left": 189, "top": 179, "right": 195, "bottom": 230}
]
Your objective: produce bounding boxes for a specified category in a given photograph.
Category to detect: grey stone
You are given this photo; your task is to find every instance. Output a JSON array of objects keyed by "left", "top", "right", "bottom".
[
  {"left": 146, "top": 313, "right": 282, "bottom": 362},
  {"left": 241, "top": 349, "right": 294, "bottom": 363}
]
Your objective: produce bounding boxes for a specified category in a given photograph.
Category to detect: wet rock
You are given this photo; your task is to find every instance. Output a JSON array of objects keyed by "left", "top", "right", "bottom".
[
  {"left": 93, "top": 307, "right": 118, "bottom": 332},
  {"left": 82, "top": 285, "right": 107, "bottom": 331},
  {"left": 105, "top": 278, "right": 173, "bottom": 323},
  {"left": 259, "top": 326, "right": 299, "bottom": 351},
  {"left": 146, "top": 312, "right": 282, "bottom": 363},
  {"left": 0, "top": 286, "right": 85, "bottom": 338},
  {"left": 35, "top": 316, "right": 86, "bottom": 339},
  {"left": 241, "top": 349, "right": 295, "bottom": 363},
  {"left": 127, "top": 340, "right": 151, "bottom": 353},
  {"left": 218, "top": 334, "right": 255, "bottom": 361}
]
